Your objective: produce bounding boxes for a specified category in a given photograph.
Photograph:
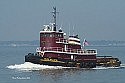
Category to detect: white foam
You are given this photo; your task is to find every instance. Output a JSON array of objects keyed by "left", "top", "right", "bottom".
[
  {"left": 93, "top": 67, "right": 120, "bottom": 70},
  {"left": 6, "top": 62, "right": 125, "bottom": 71},
  {"left": 93, "top": 64, "right": 125, "bottom": 70},
  {"left": 92, "top": 67, "right": 108, "bottom": 70},
  {"left": 6, "top": 62, "right": 65, "bottom": 71},
  {"left": 120, "top": 64, "right": 125, "bottom": 68}
]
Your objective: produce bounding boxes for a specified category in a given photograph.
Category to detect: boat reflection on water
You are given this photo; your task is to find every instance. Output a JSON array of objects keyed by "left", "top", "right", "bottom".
[{"left": 36, "top": 68, "right": 96, "bottom": 80}]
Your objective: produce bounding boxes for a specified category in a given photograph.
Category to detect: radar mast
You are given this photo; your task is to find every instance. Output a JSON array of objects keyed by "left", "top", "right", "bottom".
[{"left": 52, "top": 7, "right": 58, "bottom": 31}]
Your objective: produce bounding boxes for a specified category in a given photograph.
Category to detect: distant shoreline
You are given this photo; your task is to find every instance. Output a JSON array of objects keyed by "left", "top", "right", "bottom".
[{"left": 0, "top": 40, "right": 125, "bottom": 47}]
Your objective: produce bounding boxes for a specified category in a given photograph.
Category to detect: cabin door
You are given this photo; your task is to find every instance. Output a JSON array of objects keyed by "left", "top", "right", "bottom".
[{"left": 71, "top": 55, "right": 75, "bottom": 61}]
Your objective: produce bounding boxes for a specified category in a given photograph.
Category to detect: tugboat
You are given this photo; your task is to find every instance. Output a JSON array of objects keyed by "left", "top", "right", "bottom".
[{"left": 25, "top": 7, "right": 121, "bottom": 68}]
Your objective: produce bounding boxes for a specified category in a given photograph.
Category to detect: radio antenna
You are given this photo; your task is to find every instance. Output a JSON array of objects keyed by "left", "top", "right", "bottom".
[{"left": 51, "top": 7, "right": 59, "bottom": 31}]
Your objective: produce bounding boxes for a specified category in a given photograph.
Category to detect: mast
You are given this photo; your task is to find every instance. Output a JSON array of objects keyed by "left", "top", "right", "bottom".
[{"left": 52, "top": 7, "right": 58, "bottom": 31}]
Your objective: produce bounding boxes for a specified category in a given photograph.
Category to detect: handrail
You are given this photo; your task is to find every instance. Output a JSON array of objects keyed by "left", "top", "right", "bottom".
[
  {"left": 37, "top": 47, "right": 97, "bottom": 54},
  {"left": 56, "top": 38, "right": 67, "bottom": 43}
]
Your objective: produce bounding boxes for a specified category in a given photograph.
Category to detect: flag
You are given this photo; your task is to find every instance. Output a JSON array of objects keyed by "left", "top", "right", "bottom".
[{"left": 83, "top": 39, "right": 89, "bottom": 46}]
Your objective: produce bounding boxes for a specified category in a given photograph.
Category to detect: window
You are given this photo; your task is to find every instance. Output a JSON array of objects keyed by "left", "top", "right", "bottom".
[
  {"left": 50, "top": 34, "right": 52, "bottom": 37},
  {"left": 40, "top": 34, "right": 44, "bottom": 37}
]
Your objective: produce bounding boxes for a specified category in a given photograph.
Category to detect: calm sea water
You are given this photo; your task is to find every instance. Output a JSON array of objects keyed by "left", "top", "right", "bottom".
[{"left": 0, "top": 46, "right": 125, "bottom": 83}]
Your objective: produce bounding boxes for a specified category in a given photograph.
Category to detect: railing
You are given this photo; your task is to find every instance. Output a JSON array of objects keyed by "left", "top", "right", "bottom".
[
  {"left": 56, "top": 38, "right": 67, "bottom": 43},
  {"left": 37, "top": 47, "right": 97, "bottom": 54}
]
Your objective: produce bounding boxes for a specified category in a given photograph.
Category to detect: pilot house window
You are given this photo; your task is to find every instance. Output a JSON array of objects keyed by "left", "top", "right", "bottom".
[{"left": 40, "top": 33, "right": 63, "bottom": 38}]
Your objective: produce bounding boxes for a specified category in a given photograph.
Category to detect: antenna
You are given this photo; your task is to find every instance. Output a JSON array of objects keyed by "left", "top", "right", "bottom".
[
  {"left": 60, "top": 23, "right": 63, "bottom": 29},
  {"left": 68, "top": 24, "right": 70, "bottom": 36},
  {"left": 73, "top": 25, "right": 75, "bottom": 36},
  {"left": 51, "top": 7, "right": 59, "bottom": 31}
]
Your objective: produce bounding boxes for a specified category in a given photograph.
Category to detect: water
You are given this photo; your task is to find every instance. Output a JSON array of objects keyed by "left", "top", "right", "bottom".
[{"left": 0, "top": 46, "right": 125, "bottom": 83}]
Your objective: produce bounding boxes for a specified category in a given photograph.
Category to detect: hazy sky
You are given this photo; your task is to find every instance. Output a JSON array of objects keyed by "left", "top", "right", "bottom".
[{"left": 0, "top": 0, "right": 125, "bottom": 41}]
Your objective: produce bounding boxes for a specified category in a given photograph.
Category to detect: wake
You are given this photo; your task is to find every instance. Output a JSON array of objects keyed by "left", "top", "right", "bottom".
[
  {"left": 6, "top": 62, "right": 125, "bottom": 71},
  {"left": 6, "top": 62, "right": 65, "bottom": 71}
]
